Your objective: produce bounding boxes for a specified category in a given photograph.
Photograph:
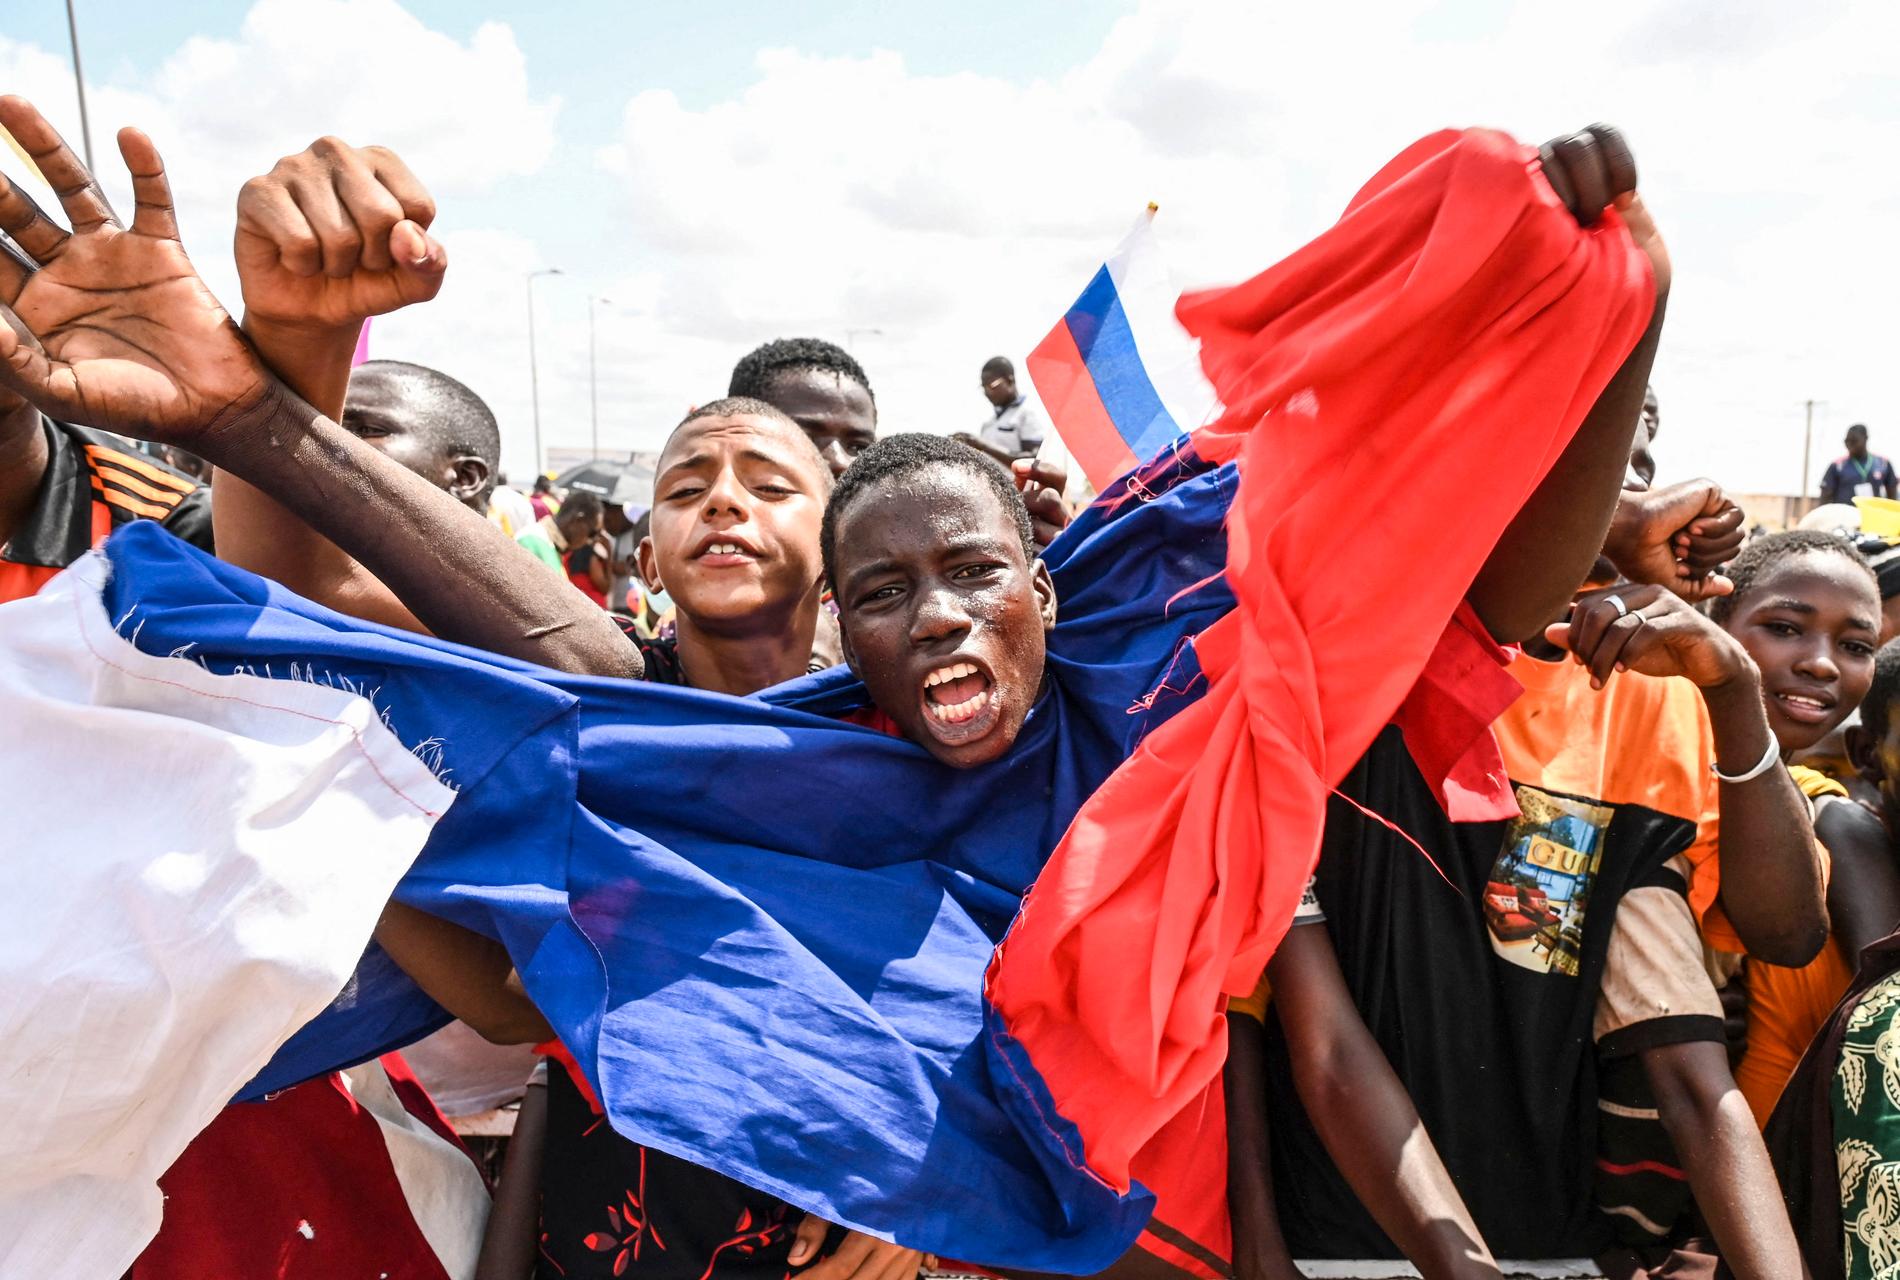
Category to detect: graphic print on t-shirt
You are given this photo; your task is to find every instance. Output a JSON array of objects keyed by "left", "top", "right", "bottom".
[{"left": 1484, "top": 785, "right": 1612, "bottom": 977}]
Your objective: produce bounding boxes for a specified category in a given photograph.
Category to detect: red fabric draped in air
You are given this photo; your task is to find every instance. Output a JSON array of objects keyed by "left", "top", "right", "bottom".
[{"left": 986, "top": 128, "right": 1655, "bottom": 1192}]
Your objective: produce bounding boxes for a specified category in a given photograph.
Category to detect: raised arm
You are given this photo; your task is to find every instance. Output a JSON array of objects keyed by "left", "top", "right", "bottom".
[
  {"left": 215, "top": 137, "right": 447, "bottom": 631},
  {"left": 0, "top": 386, "right": 44, "bottom": 549},
  {"left": 0, "top": 225, "right": 49, "bottom": 547},
  {"left": 1551, "top": 584, "right": 1827, "bottom": 966},
  {"left": 1466, "top": 125, "right": 1671, "bottom": 643},
  {"left": 0, "top": 95, "right": 637, "bottom": 677}
]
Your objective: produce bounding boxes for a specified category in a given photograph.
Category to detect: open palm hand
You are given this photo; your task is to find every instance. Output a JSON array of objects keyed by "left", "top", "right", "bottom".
[{"left": 0, "top": 94, "right": 274, "bottom": 448}]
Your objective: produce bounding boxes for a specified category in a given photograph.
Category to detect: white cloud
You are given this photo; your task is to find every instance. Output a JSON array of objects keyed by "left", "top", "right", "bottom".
[
  {"left": 593, "top": 0, "right": 1900, "bottom": 494},
  {"left": 4, "top": 0, "right": 1897, "bottom": 492}
]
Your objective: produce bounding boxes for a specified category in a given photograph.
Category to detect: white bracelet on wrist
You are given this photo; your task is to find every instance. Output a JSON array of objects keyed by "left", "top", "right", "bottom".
[{"left": 1711, "top": 735, "right": 1781, "bottom": 784}]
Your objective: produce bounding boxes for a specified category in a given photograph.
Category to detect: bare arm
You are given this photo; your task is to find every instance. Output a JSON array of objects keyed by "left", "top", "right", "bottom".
[
  {"left": 1468, "top": 312, "right": 1664, "bottom": 642},
  {"left": 951, "top": 431, "right": 1026, "bottom": 467},
  {"left": 0, "top": 97, "right": 638, "bottom": 677},
  {"left": 374, "top": 902, "right": 551, "bottom": 1046},
  {"left": 1466, "top": 126, "right": 1670, "bottom": 643},
  {"left": 475, "top": 1077, "right": 547, "bottom": 1280},
  {"left": 1816, "top": 799, "right": 1900, "bottom": 962},
  {"left": 1551, "top": 585, "right": 1827, "bottom": 967},
  {"left": 1703, "top": 674, "right": 1829, "bottom": 966},
  {"left": 1643, "top": 1040, "right": 1808, "bottom": 1280},
  {"left": 1269, "top": 926, "right": 1500, "bottom": 1279},
  {"left": 213, "top": 386, "right": 640, "bottom": 675},
  {"left": 0, "top": 222, "right": 51, "bottom": 543},
  {"left": 1224, "top": 1010, "right": 1303, "bottom": 1280},
  {"left": 0, "top": 392, "right": 46, "bottom": 548},
  {"left": 214, "top": 138, "right": 449, "bottom": 632}
]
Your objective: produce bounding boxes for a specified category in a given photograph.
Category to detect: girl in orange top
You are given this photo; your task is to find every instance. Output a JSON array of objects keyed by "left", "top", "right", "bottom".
[{"left": 1713, "top": 531, "right": 1886, "bottom": 1123}]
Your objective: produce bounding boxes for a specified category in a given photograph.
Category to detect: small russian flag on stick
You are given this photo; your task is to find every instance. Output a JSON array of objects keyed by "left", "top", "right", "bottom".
[{"left": 1027, "top": 206, "right": 1217, "bottom": 491}]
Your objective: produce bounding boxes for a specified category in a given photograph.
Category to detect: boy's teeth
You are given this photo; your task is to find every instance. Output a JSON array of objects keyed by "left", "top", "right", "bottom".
[
  {"left": 925, "top": 661, "right": 979, "bottom": 688},
  {"left": 927, "top": 688, "right": 992, "bottom": 723}
]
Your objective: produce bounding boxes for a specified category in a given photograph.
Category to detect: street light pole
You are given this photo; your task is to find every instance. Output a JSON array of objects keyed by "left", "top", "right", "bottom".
[
  {"left": 525, "top": 268, "right": 562, "bottom": 475},
  {"left": 1801, "top": 398, "right": 1818, "bottom": 501},
  {"left": 64, "top": 0, "right": 95, "bottom": 170},
  {"left": 589, "top": 295, "right": 612, "bottom": 460}
]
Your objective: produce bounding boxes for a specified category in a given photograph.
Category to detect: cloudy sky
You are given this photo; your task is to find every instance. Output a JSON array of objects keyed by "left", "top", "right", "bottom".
[{"left": 3, "top": 0, "right": 1895, "bottom": 492}]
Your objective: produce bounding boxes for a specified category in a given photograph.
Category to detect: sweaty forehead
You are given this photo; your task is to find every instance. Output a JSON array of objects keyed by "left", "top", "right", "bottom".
[{"left": 836, "top": 468, "right": 1018, "bottom": 567}]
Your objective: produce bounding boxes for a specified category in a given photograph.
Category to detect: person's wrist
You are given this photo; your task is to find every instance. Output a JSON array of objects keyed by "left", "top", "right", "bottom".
[
  {"left": 0, "top": 392, "right": 41, "bottom": 444},
  {"left": 240, "top": 309, "right": 365, "bottom": 351},
  {"left": 1698, "top": 650, "right": 1778, "bottom": 774},
  {"left": 1697, "top": 642, "right": 1760, "bottom": 698},
  {"left": 193, "top": 375, "right": 307, "bottom": 471}
]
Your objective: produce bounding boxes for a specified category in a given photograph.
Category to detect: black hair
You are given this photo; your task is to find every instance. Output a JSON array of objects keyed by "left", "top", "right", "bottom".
[
  {"left": 982, "top": 356, "right": 1015, "bottom": 380},
  {"left": 1849, "top": 423, "right": 1870, "bottom": 438},
  {"left": 1708, "top": 529, "right": 1877, "bottom": 626},
  {"left": 352, "top": 360, "right": 501, "bottom": 503},
  {"left": 660, "top": 396, "right": 832, "bottom": 491},
  {"left": 559, "top": 489, "right": 604, "bottom": 525},
  {"left": 728, "top": 338, "right": 874, "bottom": 406},
  {"left": 1863, "top": 640, "right": 1900, "bottom": 745},
  {"left": 821, "top": 433, "right": 1034, "bottom": 593}
]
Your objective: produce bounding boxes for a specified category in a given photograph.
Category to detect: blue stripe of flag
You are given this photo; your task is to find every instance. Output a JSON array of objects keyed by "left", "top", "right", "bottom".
[{"left": 1064, "top": 268, "right": 1182, "bottom": 465}]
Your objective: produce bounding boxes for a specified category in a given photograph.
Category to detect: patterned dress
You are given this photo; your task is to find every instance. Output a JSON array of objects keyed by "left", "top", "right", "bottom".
[{"left": 1833, "top": 968, "right": 1900, "bottom": 1278}]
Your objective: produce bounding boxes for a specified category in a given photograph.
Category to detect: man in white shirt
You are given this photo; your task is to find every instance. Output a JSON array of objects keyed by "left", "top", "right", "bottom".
[{"left": 968, "top": 355, "right": 1045, "bottom": 461}]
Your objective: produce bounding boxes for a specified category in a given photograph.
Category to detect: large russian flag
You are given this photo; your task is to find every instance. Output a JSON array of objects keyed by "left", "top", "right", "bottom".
[{"left": 1028, "top": 210, "right": 1218, "bottom": 491}]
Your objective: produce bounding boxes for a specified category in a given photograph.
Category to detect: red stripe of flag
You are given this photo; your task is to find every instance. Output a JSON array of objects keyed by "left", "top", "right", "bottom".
[{"left": 1027, "top": 319, "right": 1138, "bottom": 492}]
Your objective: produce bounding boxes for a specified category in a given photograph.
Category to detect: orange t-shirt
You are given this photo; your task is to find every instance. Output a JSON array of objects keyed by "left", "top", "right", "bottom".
[{"left": 1494, "top": 653, "right": 1717, "bottom": 825}]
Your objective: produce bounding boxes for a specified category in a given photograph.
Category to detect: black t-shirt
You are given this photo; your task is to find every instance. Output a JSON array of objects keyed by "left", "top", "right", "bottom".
[
  {"left": 538, "top": 1065, "right": 799, "bottom": 1280},
  {"left": 1262, "top": 726, "right": 1686, "bottom": 1258},
  {"left": 2, "top": 418, "right": 211, "bottom": 602}
]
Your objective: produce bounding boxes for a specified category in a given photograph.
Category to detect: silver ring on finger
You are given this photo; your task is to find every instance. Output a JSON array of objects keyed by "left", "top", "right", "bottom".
[{"left": 1605, "top": 594, "right": 1629, "bottom": 619}]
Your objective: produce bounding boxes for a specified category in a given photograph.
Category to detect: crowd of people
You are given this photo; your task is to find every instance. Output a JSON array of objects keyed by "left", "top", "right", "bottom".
[{"left": 2, "top": 91, "right": 1900, "bottom": 1280}]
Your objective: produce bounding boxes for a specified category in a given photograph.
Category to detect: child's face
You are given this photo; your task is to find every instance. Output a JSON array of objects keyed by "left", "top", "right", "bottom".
[
  {"left": 832, "top": 467, "right": 1056, "bottom": 768},
  {"left": 1722, "top": 552, "right": 1881, "bottom": 752},
  {"left": 639, "top": 414, "right": 828, "bottom": 633}
]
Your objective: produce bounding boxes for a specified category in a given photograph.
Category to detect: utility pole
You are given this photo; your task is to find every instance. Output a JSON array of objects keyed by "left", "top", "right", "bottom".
[
  {"left": 589, "top": 296, "right": 612, "bottom": 460},
  {"left": 64, "top": 0, "right": 95, "bottom": 170},
  {"left": 525, "top": 268, "right": 562, "bottom": 475},
  {"left": 1802, "top": 398, "right": 1816, "bottom": 500}
]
